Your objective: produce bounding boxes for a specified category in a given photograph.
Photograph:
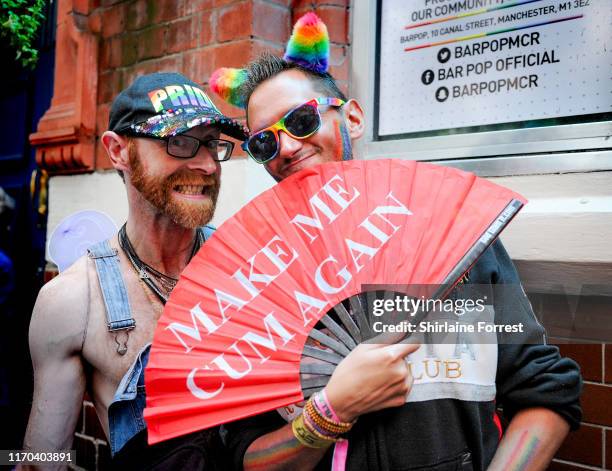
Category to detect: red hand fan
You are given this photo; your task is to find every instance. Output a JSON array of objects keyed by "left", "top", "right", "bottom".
[{"left": 144, "top": 159, "right": 526, "bottom": 444}]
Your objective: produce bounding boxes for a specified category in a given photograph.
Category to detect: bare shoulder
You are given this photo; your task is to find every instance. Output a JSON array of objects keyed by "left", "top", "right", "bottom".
[{"left": 29, "top": 254, "right": 93, "bottom": 359}]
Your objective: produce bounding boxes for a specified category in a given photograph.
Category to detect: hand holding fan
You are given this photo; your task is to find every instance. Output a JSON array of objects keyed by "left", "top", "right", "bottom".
[{"left": 144, "top": 159, "right": 526, "bottom": 444}]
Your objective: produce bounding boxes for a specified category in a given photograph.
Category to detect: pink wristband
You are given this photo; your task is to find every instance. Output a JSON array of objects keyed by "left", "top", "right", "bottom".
[
  {"left": 315, "top": 389, "right": 341, "bottom": 422},
  {"left": 318, "top": 390, "right": 350, "bottom": 471}
]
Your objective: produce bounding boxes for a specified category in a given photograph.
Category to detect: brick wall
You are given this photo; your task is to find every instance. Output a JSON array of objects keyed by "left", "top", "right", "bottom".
[{"left": 550, "top": 344, "right": 612, "bottom": 471}]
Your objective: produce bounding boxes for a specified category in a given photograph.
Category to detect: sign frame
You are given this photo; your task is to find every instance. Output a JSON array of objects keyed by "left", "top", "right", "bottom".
[{"left": 350, "top": 0, "right": 612, "bottom": 176}]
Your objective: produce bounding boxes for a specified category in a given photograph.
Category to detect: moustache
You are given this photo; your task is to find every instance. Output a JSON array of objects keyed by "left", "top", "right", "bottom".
[{"left": 166, "top": 172, "right": 219, "bottom": 188}]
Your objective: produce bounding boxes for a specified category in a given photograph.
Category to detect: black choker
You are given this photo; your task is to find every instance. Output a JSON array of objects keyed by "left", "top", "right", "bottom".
[{"left": 118, "top": 223, "right": 203, "bottom": 304}]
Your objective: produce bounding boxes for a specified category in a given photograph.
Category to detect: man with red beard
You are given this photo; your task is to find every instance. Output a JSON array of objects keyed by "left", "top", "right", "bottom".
[{"left": 23, "top": 73, "right": 248, "bottom": 469}]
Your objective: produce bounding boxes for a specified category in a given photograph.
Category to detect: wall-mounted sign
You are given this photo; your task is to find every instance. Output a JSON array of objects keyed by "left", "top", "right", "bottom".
[{"left": 375, "top": 0, "right": 612, "bottom": 139}]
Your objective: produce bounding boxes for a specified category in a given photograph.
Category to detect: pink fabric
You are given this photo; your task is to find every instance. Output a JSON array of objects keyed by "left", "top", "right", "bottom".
[
  {"left": 332, "top": 440, "right": 349, "bottom": 471},
  {"left": 318, "top": 390, "right": 348, "bottom": 471}
]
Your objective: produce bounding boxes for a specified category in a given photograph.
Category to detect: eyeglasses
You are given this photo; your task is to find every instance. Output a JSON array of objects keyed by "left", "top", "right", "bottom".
[
  {"left": 242, "top": 97, "right": 345, "bottom": 164},
  {"left": 155, "top": 134, "right": 235, "bottom": 160}
]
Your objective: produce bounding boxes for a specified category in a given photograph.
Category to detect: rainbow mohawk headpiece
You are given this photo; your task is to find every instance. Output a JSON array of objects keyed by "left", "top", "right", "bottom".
[
  {"left": 284, "top": 12, "right": 329, "bottom": 74},
  {"left": 209, "top": 67, "right": 248, "bottom": 109}
]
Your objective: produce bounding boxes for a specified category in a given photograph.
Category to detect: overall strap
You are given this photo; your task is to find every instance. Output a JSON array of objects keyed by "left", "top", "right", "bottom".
[
  {"left": 200, "top": 224, "right": 215, "bottom": 241},
  {"left": 88, "top": 240, "right": 136, "bottom": 332}
]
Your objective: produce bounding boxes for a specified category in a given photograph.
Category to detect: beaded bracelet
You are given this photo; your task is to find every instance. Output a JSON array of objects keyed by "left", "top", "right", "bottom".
[
  {"left": 302, "top": 410, "right": 340, "bottom": 442},
  {"left": 311, "top": 393, "right": 354, "bottom": 428},
  {"left": 305, "top": 399, "right": 353, "bottom": 435},
  {"left": 302, "top": 404, "right": 339, "bottom": 439}
]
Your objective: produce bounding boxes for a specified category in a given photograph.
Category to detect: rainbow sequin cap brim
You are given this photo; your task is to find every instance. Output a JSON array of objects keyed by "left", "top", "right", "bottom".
[{"left": 129, "top": 107, "right": 248, "bottom": 140}]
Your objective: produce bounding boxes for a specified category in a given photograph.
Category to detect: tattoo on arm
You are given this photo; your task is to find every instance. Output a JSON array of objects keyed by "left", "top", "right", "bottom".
[
  {"left": 244, "top": 435, "right": 304, "bottom": 470},
  {"left": 504, "top": 431, "right": 540, "bottom": 471}
]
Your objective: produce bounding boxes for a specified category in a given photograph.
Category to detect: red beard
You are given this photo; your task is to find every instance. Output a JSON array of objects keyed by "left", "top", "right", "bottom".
[{"left": 129, "top": 146, "right": 220, "bottom": 228}]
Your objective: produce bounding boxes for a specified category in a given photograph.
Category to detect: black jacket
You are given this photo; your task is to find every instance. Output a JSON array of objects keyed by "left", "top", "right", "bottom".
[{"left": 222, "top": 240, "right": 582, "bottom": 471}]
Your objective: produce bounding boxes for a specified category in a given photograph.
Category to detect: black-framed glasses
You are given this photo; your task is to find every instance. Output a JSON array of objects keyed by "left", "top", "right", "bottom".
[
  {"left": 152, "top": 134, "right": 234, "bottom": 160},
  {"left": 241, "top": 97, "right": 345, "bottom": 164}
]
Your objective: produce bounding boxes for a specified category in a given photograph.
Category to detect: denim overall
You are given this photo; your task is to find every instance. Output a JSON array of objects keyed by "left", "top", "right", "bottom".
[{"left": 87, "top": 226, "right": 215, "bottom": 456}]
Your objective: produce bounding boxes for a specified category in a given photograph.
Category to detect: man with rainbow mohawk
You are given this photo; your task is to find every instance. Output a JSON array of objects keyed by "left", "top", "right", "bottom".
[{"left": 211, "top": 13, "right": 581, "bottom": 471}]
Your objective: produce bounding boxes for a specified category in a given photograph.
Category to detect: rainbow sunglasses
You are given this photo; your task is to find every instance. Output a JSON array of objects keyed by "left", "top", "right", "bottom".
[{"left": 242, "top": 97, "right": 345, "bottom": 164}]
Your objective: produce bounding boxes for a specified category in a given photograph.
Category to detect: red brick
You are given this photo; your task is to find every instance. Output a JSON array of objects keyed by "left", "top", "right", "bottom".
[
  {"left": 88, "top": 10, "right": 102, "bottom": 34},
  {"left": 218, "top": 1, "right": 253, "bottom": 42},
  {"left": 556, "top": 424, "right": 603, "bottom": 467},
  {"left": 292, "top": 0, "right": 313, "bottom": 10},
  {"left": 97, "top": 70, "right": 121, "bottom": 105},
  {"left": 96, "top": 103, "right": 110, "bottom": 136},
  {"left": 99, "top": 36, "right": 122, "bottom": 71},
  {"left": 315, "top": 6, "right": 349, "bottom": 44},
  {"left": 253, "top": 1, "right": 290, "bottom": 44},
  {"left": 605, "top": 344, "right": 612, "bottom": 384},
  {"left": 292, "top": 6, "right": 313, "bottom": 24},
  {"left": 183, "top": 48, "right": 216, "bottom": 84},
  {"left": 582, "top": 383, "right": 612, "bottom": 426},
  {"left": 328, "top": 62, "right": 348, "bottom": 82},
  {"left": 185, "top": 0, "right": 214, "bottom": 15},
  {"left": 101, "top": 4, "right": 127, "bottom": 38},
  {"left": 98, "top": 441, "right": 112, "bottom": 469},
  {"left": 557, "top": 344, "right": 603, "bottom": 383},
  {"left": 328, "top": 44, "right": 348, "bottom": 81},
  {"left": 73, "top": 0, "right": 93, "bottom": 13},
  {"left": 167, "top": 17, "right": 198, "bottom": 54},
  {"left": 212, "top": 39, "right": 254, "bottom": 68},
  {"left": 198, "top": 10, "right": 215, "bottom": 47},
  {"left": 99, "top": 37, "right": 112, "bottom": 70},
  {"left": 548, "top": 461, "right": 596, "bottom": 471},
  {"left": 214, "top": 0, "right": 240, "bottom": 7},
  {"left": 604, "top": 428, "right": 612, "bottom": 470},
  {"left": 252, "top": 38, "right": 284, "bottom": 58},
  {"left": 128, "top": 56, "right": 183, "bottom": 82},
  {"left": 120, "top": 34, "right": 139, "bottom": 66},
  {"left": 127, "top": 0, "right": 152, "bottom": 31},
  {"left": 44, "top": 263, "right": 59, "bottom": 283},
  {"left": 148, "top": 0, "right": 186, "bottom": 23},
  {"left": 137, "top": 26, "right": 167, "bottom": 61},
  {"left": 316, "top": 0, "right": 349, "bottom": 6},
  {"left": 73, "top": 435, "right": 96, "bottom": 470},
  {"left": 84, "top": 402, "right": 107, "bottom": 440}
]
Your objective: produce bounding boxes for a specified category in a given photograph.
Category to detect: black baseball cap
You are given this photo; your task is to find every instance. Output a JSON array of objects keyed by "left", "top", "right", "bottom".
[{"left": 109, "top": 72, "right": 248, "bottom": 141}]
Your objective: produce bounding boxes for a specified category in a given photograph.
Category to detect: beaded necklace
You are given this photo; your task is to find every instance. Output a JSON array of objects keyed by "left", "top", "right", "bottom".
[{"left": 118, "top": 223, "right": 203, "bottom": 304}]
